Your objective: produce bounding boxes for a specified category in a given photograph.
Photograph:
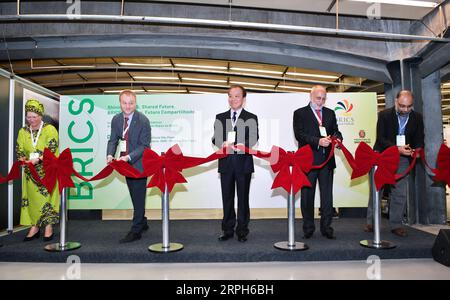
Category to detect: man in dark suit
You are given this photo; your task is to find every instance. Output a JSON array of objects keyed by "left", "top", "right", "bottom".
[
  {"left": 212, "top": 85, "right": 259, "bottom": 242},
  {"left": 365, "top": 90, "right": 424, "bottom": 237},
  {"left": 107, "top": 90, "right": 151, "bottom": 243},
  {"left": 293, "top": 85, "right": 343, "bottom": 239}
]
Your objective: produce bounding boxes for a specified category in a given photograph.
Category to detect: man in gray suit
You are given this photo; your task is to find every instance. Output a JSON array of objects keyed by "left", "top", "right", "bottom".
[{"left": 107, "top": 90, "right": 151, "bottom": 243}]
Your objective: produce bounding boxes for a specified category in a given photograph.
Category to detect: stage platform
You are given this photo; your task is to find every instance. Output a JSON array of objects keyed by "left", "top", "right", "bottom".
[{"left": 0, "top": 218, "right": 436, "bottom": 263}]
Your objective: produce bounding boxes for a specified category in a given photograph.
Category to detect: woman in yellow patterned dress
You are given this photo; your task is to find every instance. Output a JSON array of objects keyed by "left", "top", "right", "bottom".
[{"left": 16, "top": 99, "right": 59, "bottom": 242}]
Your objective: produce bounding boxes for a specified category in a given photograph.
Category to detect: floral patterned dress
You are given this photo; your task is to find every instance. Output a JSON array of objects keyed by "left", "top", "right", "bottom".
[{"left": 16, "top": 123, "right": 60, "bottom": 227}]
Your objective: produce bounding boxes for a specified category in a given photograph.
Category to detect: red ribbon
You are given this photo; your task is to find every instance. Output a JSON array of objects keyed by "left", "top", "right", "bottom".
[
  {"left": 2, "top": 142, "right": 447, "bottom": 194},
  {"left": 36, "top": 145, "right": 227, "bottom": 193},
  {"left": 73, "top": 160, "right": 143, "bottom": 183},
  {"left": 350, "top": 142, "right": 399, "bottom": 191},
  {"left": 41, "top": 148, "right": 144, "bottom": 193},
  {"left": 418, "top": 144, "right": 450, "bottom": 187},
  {"left": 0, "top": 161, "right": 31, "bottom": 183},
  {"left": 142, "top": 144, "right": 228, "bottom": 193}
]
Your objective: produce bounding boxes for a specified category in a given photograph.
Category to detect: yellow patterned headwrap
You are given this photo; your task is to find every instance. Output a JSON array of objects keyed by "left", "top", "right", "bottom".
[{"left": 25, "top": 99, "right": 45, "bottom": 116}]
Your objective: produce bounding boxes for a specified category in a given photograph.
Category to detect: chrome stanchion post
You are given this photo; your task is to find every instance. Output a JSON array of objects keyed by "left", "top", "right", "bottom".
[
  {"left": 7, "top": 78, "right": 14, "bottom": 234},
  {"left": 360, "top": 166, "right": 396, "bottom": 249},
  {"left": 45, "top": 188, "right": 81, "bottom": 252},
  {"left": 149, "top": 162, "right": 183, "bottom": 253},
  {"left": 162, "top": 181, "right": 170, "bottom": 249},
  {"left": 274, "top": 165, "right": 309, "bottom": 251}
]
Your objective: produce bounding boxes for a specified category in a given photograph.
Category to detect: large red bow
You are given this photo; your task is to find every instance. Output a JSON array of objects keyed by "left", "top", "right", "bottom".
[
  {"left": 432, "top": 144, "right": 450, "bottom": 187},
  {"left": 236, "top": 144, "right": 313, "bottom": 194},
  {"left": 142, "top": 144, "right": 227, "bottom": 193},
  {"left": 42, "top": 148, "right": 75, "bottom": 193},
  {"left": 351, "top": 142, "right": 399, "bottom": 191},
  {"left": 266, "top": 145, "right": 314, "bottom": 194}
]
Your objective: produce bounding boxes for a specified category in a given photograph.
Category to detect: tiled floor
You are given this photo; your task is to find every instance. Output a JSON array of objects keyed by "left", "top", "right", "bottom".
[{"left": 0, "top": 259, "right": 448, "bottom": 280}]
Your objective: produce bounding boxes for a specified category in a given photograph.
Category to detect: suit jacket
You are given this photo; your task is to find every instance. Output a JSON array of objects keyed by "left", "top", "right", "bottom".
[
  {"left": 107, "top": 110, "right": 151, "bottom": 172},
  {"left": 212, "top": 109, "right": 259, "bottom": 174},
  {"left": 293, "top": 105, "right": 343, "bottom": 169},
  {"left": 374, "top": 107, "right": 424, "bottom": 152}
]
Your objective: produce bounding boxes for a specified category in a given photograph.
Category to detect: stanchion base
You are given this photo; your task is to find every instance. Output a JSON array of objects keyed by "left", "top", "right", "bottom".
[
  {"left": 360, "top": 240, "right": 396, "bottom": 249},
  {"left": 44, "top": 242, "right": 81, "bottom": 252},
  {"left": 149, "top": 242, "right": 184, "bottom": 253},
  {"left": 274, "top": 241, "right": 309, "bottom": 251}
]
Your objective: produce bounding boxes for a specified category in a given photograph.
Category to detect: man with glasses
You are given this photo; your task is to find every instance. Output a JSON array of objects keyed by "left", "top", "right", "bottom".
[{"left": 365, "top": 90, "right": 424, "bottom": 237}]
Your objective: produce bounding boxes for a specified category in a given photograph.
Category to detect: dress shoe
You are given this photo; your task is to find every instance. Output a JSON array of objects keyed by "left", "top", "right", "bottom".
[
  {"left": 218, "top": 233, "right": 233, "bottom": 241},
  {"left": 119, "top": 232, "right": 141, "bottom": 243},
  {"left": 364, "top": 224, "right": 374, "bottom": 233},
  {"left": 303, "top": 232, "right": 313, "bottom": 239},
  {"left": 391, "top": 228, "right": 407, "bottom": 237},
  {"left": 321, "top": 228, "right": 336, "bottom": 239},
  {"left": 322, "top": 231, "right": 336, "bottom": 239},
  {"left": 237, "top": 235, "right": 247, "bottom": 242},
  {"left": 43, "top": 233, "right": 54, "bottom": 242},
  {"left": 23, "top": 230, "right": 40, "bottom": 242}
]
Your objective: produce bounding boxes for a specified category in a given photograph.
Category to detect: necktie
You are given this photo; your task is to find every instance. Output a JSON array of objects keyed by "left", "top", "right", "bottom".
[
  {"left": 316, "top": 109, "right": 322, "bottom": 124},
  {"left": 232, "top": 111, "right": 237, "bottom": 123},
  {"left": 121, "top": 117, "right": 129, "bottom": 156}
]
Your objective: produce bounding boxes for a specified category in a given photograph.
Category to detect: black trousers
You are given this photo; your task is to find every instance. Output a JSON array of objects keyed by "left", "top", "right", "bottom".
[
  {"left": 126, "top": 177, "right": 148, "bottom": 234},
  {"left": 220, "top": 170, "right": 252, "bottom": 237},
  {"left": 300, "top": 167, "right": 334, "bottom": 235}
]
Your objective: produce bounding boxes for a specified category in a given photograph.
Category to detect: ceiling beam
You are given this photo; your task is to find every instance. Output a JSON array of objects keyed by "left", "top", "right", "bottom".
[{"left": 326, "top": 0, "right": 337, "bottom": 13}]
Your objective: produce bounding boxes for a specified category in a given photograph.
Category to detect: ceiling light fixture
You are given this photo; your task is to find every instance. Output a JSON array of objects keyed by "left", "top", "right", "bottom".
[
  {"left": 230, "top": 81, "right": 275, "bottom": 88},
  {"left": 119, "top": 62, "right": 173, "bottom": 67},
  {"left": 348, "top": 0, "right": 438, "bottom": 8},
  {"left": 230, "top": 67, "right": 283, "bottom": 75},
  {"left": 285, "top": 72, "right": 340, "bottom": 80},
  {"left": 182, "top": 77, "right": 228, "bottom": 83},
  {"left": 104, "top": 89, "right": 145, "bottom": 93},
  {"left": 175, "top": 64, "right": 227, "bottom": 70},
  {"left": 277, "top": 85, "right": 312, "bottom": 91},
  {"left": 133, "top": 76, "right": 179, "bottom": 80}
]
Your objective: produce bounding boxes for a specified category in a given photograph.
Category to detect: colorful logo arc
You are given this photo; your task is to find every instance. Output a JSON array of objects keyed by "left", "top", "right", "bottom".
[{"left": 335, "top": 99, "right": 354, "bottom": 113}]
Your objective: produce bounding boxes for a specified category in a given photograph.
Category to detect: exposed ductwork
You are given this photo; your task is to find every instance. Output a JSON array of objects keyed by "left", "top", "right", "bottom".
[{"left": 0, "top": 13, "right": 449, "bottom": 42}]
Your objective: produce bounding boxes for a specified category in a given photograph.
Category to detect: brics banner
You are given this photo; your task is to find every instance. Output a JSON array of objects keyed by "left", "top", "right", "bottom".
[{"left": 59, "top": 92, "right": 377, "bottom": 209}]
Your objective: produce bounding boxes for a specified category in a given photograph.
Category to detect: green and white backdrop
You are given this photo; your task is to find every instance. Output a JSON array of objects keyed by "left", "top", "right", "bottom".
[{"left": 59, "top": 92, "right": 377, "bottom": 210}]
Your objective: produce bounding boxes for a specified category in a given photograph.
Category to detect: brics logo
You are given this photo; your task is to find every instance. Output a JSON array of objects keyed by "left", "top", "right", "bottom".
[
  {"left": 335, "top": 99, "right": 355, "bottom": 125},
  {"left": 334, "top": 99, "right": 354, "bottom": 114}
]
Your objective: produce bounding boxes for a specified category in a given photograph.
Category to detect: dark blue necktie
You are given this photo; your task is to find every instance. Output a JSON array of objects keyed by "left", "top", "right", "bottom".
[{"left": 232, "top": 111, "right": 237, "bottom": 123}]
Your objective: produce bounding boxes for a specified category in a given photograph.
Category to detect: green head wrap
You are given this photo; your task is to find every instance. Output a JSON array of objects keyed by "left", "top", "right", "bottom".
[{"left": 25, "top": 99, "right": 45, "bottom": 116}]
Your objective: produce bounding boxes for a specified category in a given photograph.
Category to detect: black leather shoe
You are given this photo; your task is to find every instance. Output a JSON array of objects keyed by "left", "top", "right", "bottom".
[
  {"left": 218, "top": 233, "right": 233, "bottom": 241},
  {"left": 303, "top": 232, "right": 313, "bottom": 239},
  {"left": 238, "top": 234, "right": 247, "bottom": 243},
  {"left": 43, "top": 233, "right": 54, "bottom": 242},
  {"left": 119, "top": 232, "right": 141, "bottom": 244},
  {"left": 23, "top": 230, "right": 40, "bottom": 242},
  {"left": 237, "top": 235, "right": 247, "bottom": 242},
  {"left": 322, "top": 231, "right": 336, "bottom": 239}
]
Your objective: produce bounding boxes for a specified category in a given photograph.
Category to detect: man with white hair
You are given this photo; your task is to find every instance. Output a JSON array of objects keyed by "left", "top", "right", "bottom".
[{"left": 293, "top": 85, "right": 343, "bottom": 240}]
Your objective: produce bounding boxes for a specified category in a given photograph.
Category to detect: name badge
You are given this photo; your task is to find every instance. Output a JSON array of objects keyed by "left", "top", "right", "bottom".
[
  {"left": 227, "top": 131, "right": 236, "bottom": 143},
  {"left": 119, "top": 140, "right": 127, "bottom": 153},
  {"left": 29, "top": 152, "right": 39, "bottom": 160},
  {"left": 319, "top": 126, "right": 327, "bottom": 137},
  {"left": 396, "top": 135, "right": 406, "bottom": 146}
]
